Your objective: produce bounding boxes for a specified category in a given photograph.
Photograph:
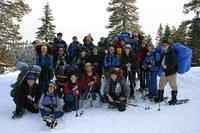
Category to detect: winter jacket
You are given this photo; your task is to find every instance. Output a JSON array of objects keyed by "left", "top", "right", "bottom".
[
  {"left": 104, "top": 78, "right": 130, "bottom": 98},
  {"left": 34, "top": 54, "right": 53, "bottom": 80},
  {"left": 87, "top": 54, "right": 103, "bottom": 75},
  {"left": 83, "top": 43, "right": 94, "bottom": 53},
  {"left": 72, "top": 56, "right": 88, "bottom": 75},
  {"left": 68, "top": 41, "right": 82, "bottom": 60},
  {"left": 38, "top": 92, "right": 62, "bottom": 111},
  {"left": 136, "top": 47, "right": 148, "bottom": 66},
  {"left": 53, "top": 54, "right": 70, "bottom": 70},
  {"left": 131, "top": 40, "right": 140, "bottom": 53},
  {"left": 64, "top": 81, "right": 81, "bottom": 96},
  {"left": 53, "top": 38, "right": 67, "bottom": 50},
  {"left": 104, "top": 53, "right": 120, "bottom": 70},
  {"left": 162, "top": 48, "right": 178, "bottom": 76},
  {"left": 98, "top": 40, "right": 109, "bottom": 55},
  {"left": 15, "top": 82, "right": 41, "bottom": 104},
  {"left": 143, "top": 50, "right": 161, "bottom": 72},
  {"left": 121, "top": 52, "right": 136, "bottom": 68},
  {"left": 81, "top": 73, "right": 101, "bottom": 90}
]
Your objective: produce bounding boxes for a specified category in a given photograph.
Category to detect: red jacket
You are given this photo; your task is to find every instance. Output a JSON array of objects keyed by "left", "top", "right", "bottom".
[
  {"left": 81, "top": 73, "right": 100, "bottom": 90},
  {"left": 64, "top": 81, "right": 80, "bottom": 96}
]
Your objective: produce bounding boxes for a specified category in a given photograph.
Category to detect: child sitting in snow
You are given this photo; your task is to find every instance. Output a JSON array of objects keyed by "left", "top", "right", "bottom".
[{"left": 38, "top": 82, "right": 63, "bottom": 119}]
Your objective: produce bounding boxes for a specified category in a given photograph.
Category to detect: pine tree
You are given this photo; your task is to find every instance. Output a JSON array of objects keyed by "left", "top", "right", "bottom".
[
  {"left": 107, "top": 0, "right": 140, "bottom": 34},
  {"left": 184, "top": 0, "right": 200, "bottom": 15},
  {"left": 0, "top": 0, "right": 31, "bottom": 45},
  {"left": 0, "top": 0, "right": 31, "bottom": 72},
  {"left": 172, "top": 23, "right": 188, "bottom": 44},
  {"left": 187, "top": 15, "right": 200, "bottom": 66},
  {"left": 155, "top": 24, "right": 164, "bottom": 44},
  {"left": 163, "top": 24, "right": 172, "bottom": 43},
  {"left": 36, "top": 2, "right": 56, "bottom": 42}
]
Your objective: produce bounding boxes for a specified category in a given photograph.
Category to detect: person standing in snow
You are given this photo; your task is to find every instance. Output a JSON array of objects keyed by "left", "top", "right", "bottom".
[
  {"left": 143, "top": 43, "right": 160, "bottom": 99},
  {"left": 154, "top": 40, "right": 178, "bottom": 105},
  {"left": 68, "top": 36, "right": 82, "bottom": 61},
  {"left": 121, "top": 44, "right": 136, "bottom": 99},
  {"left": 53, "top": 32, "right": 68, "bottom": 54},
  {"left": 104, "top": 46, "right": 120, "bottom": 75},
  {"left": 34, "top": 45, "right": 53, "bottom": 93}
]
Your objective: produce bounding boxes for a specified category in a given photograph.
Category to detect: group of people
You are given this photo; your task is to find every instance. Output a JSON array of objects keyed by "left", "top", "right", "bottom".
[{"left": 12, "top": 32, "right": 179, "bottom": 121}]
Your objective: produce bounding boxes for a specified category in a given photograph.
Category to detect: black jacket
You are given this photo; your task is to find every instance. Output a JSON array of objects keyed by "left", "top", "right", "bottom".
[
  {"left": 163, "top": 48, "right": 178, "bottom": 76},
  {"left": 15, "top": 82, "right": 41, "bottom": 104}
]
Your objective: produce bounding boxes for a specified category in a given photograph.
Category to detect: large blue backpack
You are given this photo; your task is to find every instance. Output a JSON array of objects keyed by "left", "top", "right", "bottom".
[{"left": 171, "top": 43, "right": 192, "bottom": 74}]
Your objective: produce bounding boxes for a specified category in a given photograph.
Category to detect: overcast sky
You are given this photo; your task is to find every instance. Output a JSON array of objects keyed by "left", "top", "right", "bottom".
[{"left": 19, "top": 0, "right": 193, "bottom": 44}]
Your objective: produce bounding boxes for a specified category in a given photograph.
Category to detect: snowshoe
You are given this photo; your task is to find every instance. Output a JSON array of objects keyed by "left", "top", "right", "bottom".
[
  {"left": 175, "top": 99, "right": 189, "bottom": 105},
  {"left": 43, "top": 115, "right": 57, "bottom": 129}
]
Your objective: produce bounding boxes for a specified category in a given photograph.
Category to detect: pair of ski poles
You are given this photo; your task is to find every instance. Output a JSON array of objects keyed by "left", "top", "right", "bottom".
[{"left": 76, "top": 85, "right": 93, "bottom": 117}]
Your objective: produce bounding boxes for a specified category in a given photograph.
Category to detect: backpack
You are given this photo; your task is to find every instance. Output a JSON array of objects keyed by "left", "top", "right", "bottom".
[
  {"left": 10, "top": 62, "right": 41, "bottom": 97},
  {"left": 171, "top": 43, "right": 192, "bottom": 74}
]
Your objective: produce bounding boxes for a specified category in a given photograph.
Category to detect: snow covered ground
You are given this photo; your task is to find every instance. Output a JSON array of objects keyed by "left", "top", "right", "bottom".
[{"left": 0, "top": 68, "right": 200, "bottom": 133}]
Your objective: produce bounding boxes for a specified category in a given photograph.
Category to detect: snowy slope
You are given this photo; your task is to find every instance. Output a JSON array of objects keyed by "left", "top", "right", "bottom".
[{"left": 0, "top": 68, "right": 200, "bottom": 133}]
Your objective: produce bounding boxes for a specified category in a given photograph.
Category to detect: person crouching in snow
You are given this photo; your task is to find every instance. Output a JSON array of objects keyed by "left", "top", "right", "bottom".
[
  {"left": 39, "top": 83, "right": 63, "bottom": 119},
  {"left": 81, "top": 62, "right": 101, "bottom": 106},
  {"left": 63, "top": 73, "right": 80, "bottom": 112},
  {"left": 104, "top": 69, "right": 130, "bottom": 112},
  {"left": 143, "top": 43, "right": 160, "bottom": 99},
  {"left": 12, "top": 72, "right": 41, "bottom": 118}
]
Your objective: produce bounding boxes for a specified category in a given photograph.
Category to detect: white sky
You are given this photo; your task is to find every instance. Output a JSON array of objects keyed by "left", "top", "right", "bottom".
[{"left": 20, "top": 0, "right": 193, "bottom": 44}]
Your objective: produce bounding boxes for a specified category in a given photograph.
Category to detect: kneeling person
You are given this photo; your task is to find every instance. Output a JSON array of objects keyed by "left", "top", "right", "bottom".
[
  {"left": 63, "top": 73, "right": 80, "bottom": 112},
  {"left": 12, "top": 73, "right": 41, "bottom": 118},
  {"left": 104, "top": 69, "right": 130, "bottom": 111}
]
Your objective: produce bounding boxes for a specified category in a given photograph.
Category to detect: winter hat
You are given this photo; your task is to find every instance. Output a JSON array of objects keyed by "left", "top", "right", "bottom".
[
  {"left": 109, "top": 69, "right": 118, "bottom": 75},
  {"left": 48, "top": 82, "right": 57, "bottom": 89},
  {"left": 125, "top": 44, "right": 132, "bottom": 49},
  {"left": 26, "top": 73, "right": 37, "bottom": 81}
]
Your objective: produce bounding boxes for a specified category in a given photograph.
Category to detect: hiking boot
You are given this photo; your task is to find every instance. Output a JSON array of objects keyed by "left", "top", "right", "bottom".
[
  {"left": 168, "top": 91, "right": 177, "bottom": 105},
  {"left": 154, "top": 90, "right": 164, "bottom": 103}
]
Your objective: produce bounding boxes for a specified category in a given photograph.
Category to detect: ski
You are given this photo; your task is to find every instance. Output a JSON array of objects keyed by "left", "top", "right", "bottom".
[
  {"left": 163, "top": 98, "right": 189, "bottom": 105},
  {"left": 176, "top": 99, "right": 189, "bottom": 105}
]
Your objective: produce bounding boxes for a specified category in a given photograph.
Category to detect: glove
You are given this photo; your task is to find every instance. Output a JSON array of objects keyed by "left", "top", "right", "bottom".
[
  {"left": 101, "top": 75, "right": 105, "bottom": 78},
  {"left": 73, "top": 90, "right": 79, "bottom": 96},
  {"left": 125, "top": 63, "right": 132, "bottom": 67},
  {"left": 44, "top": 107, "right": 52, "bottom": 112}
]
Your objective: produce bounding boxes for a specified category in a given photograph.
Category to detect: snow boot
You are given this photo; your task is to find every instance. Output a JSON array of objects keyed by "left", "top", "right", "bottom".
[
  {"left": 154, "top": 90, "right": 164, "bottom": 103},
  {"left": 63, "top": 102, "right": 72, "bottom": 112},
  {"left": 12, "top": 109, "right": 24, "bottom": 119},
  {"left": 168, "top": 91, "right": 177, "bottom": 105}
]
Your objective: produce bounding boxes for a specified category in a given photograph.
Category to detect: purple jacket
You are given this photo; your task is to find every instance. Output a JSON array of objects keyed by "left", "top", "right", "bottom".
[{"left": 39, "top": 92, "right": 62, "bottom": 111}]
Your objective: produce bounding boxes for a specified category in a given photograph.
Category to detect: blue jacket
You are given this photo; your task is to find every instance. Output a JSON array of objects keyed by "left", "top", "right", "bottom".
[
  {"left": 104, "top": 53, "right": 120, "bottom": 69},
  {"left": 68, "top": 41, "right": 81, "bottom": 59},
  {"left": 83, "top": 43, "right": 94, "bottom": 53},
  {"left": 143, "top": 50, "right": 160, "bottom": 71},
  {"left": 34, "top": 54, "right": 53, "bottom": 69}
]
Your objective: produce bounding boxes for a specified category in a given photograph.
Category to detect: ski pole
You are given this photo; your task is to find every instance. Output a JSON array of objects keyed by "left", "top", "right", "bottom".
[
  {"left": 75, "top": 93, "right": 78, "bottom": 117},
  {"left": 79, "top": 85, "right": 93, "bottom": 116}
]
